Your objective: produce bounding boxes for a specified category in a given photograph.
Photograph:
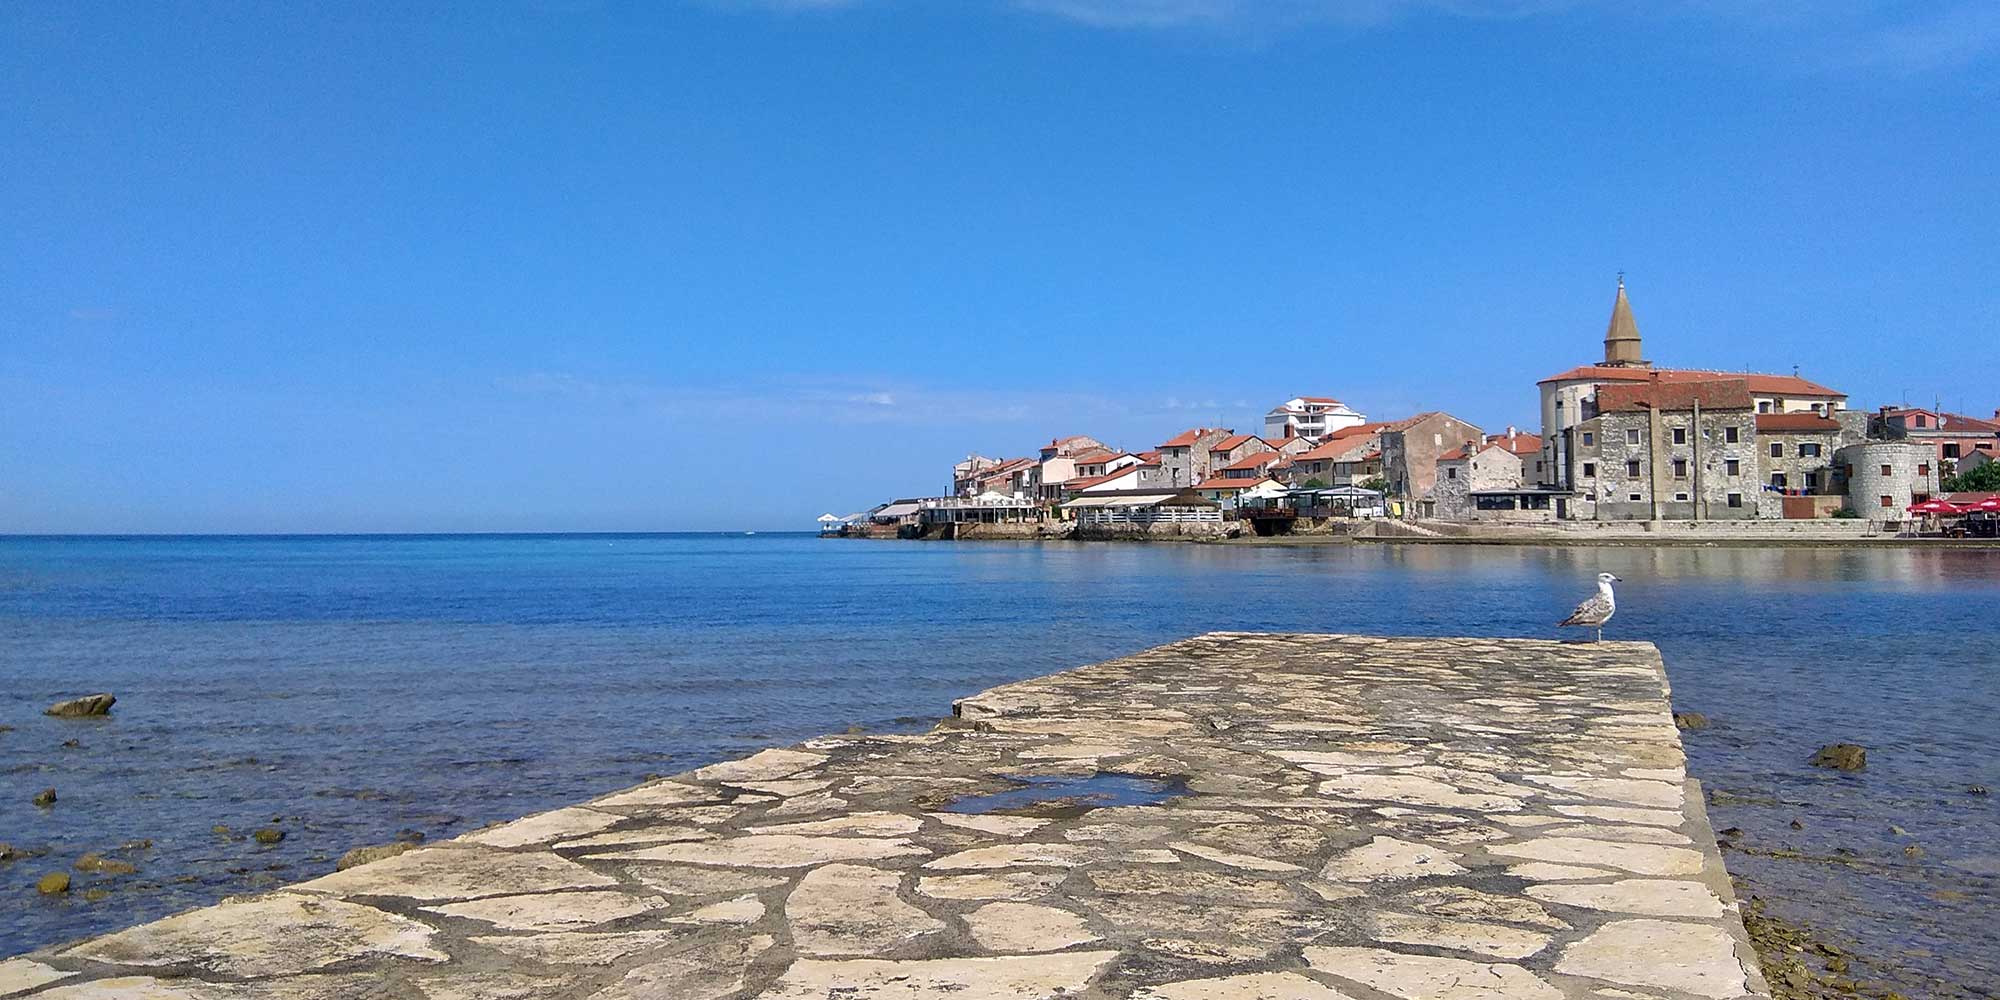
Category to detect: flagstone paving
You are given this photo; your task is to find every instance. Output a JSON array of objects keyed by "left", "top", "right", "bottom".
[{"left": 6, "top": 633, "right": 1770, "bottom": 999}]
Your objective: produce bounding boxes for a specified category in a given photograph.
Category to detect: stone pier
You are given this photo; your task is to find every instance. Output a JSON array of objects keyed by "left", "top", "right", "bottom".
[{"left": 1, "top": 634, "right": 1769, "bottom": 999}]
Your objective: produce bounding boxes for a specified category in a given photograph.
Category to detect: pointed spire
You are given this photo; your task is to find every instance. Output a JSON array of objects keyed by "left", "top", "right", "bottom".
[{"left": 1603, "top": 275, "right": 1647, "bottom": 367}]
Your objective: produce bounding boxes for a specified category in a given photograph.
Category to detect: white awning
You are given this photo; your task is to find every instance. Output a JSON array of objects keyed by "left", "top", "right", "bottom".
[{"left": 874, "top": 502, "right": 921, "bottom": 518}]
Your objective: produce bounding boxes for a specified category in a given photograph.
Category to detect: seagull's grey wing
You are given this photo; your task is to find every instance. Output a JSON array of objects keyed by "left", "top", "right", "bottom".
[{"left": 1558, "top": 593, "right": 1614, "bottom": 627}]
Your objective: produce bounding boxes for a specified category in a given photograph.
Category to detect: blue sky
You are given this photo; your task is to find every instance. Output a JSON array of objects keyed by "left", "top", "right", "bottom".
[{"left": 4, "top": 1, "right": 1996, "bottom": 532}]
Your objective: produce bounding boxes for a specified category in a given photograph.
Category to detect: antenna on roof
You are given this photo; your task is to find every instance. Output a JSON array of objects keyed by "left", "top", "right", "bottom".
[{"left": 1793, "top": 364, "right": 1800, "bottom": 378}]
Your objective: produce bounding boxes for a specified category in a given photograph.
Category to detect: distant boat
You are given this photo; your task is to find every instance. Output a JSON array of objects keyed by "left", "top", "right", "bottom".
[{"left": 744, "top": 531, "right": 756, "bottom": 536}]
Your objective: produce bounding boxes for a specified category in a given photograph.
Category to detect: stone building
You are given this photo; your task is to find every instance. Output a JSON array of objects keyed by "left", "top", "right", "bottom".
[
  {"left": 1537, "top": 278, "right": 1848, "bottom": 493},
  {"left": 1754, "top": 413, "right": 1846, "bottom": 516},
  {"left": 1380, "top": 412, "right": 1483, "bottom": 501},
  {"left": 1155, "top": 428, "right": 1234, "bottom": 489},
  {"left": 1578, "top": 379, "right": 1760, "bottom": 521},
  {"left": 1287, "top": 433, "right": 1382, "bottom": 488},
  {"left": 1206, "top": 434, "right": 1273, "bottom": 470},
  {"left": 1836, "top": 441, "right": 1934, "bottom": 519},
  {"left": 1432, "top": 431, "right": 1556, "bottom": 522}
]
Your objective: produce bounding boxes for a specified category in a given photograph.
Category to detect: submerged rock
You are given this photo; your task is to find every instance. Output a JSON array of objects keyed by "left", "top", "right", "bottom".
[
  {"left": 46, "top": 693, "right": 116, "bottom": 718},
  {"left": 335, "top": 841, "right": 418, "bottom": 871},
  {"left": 1809, "top": 744, "right": 1867, "bottom": 771},
  {"left": 83, "top": 887, "right": 111, "bottom": 902},
  {"left": 38, "top": 872, "right": 71, "bottom": 894},
  {"left": 32, "top": 788, "right": 57, "bottom": 808},
  {"left": 1672, "top": 711, "right": 1710, "bottom": 731},
  {"left": 75, "top": 853, "right": 137, "bottom": 875},
  {"left": 253, "top": 828, "right": 285, "bottom": 845}
]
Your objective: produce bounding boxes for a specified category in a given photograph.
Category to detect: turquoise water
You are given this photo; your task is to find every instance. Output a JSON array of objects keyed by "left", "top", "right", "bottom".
[{"left": 2, "top": 534, "right": 1995, "bottom": 988}]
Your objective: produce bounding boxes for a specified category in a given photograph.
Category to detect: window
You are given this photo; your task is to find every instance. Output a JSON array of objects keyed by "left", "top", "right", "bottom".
[
  {"left": 1812, "top": 403, "right": 1825, "bottom": 414},
  {"left": 1727, "top": 492, "right": 1743, "bottom": 508},
  {"left": 1915, "top": 415, "right": 1928, "bottom": 428},
  {"left": 1918, "top": 463, "right": 1929, "bottom": 477},
  {"left": 1725, "top": 426, "right": 1740, "bottom": 443},
  {"left": 1770, "top": 443, "right": 1783, "bottom": 458},
  {"left": 1674, "top": 492, "right": 1689, "bottom": 502},
  {"left": 1726, "top": 459, "right": 1740, "bottom": 476},
  {"left": 1628, "top": 492, "right": 1643, "bottom": 502},
  {"left": 1673, "top": 428, "right": 1687, "bottom": 445},
  {"left": 1626, "top": 460, "right": 1641, "bottom": 477},
  {"left": 1879, "top": 495, "right": 1893, "bottom": 508},
  {"left": 1881, "top": 465, "right": 1892, "bottom": 476},
  {"left": 1799, "top": 443, "right": 1821, "bottom": 458},
  {"left": 1673, "top": 459, "right": 1688, "bottom": 478},
  {"left": 1759, "top": 401, "right": 1773, "bottom": 413},
  {"left": 1626, "top": 429, "right": 1640, "bottom": 445},
  {"left": 1582, "top": 462, "right": 1596, "bottom": 478},
  {"left": 1944, "top": 444, "right": 1961, "bottom": 458},
  {"left": 1771, "top": 474, "right": 1788, "bottom": 489},
  {"left": 1446, "top": 467, "right": 1458, "bottom": 479},
  {"left": 1581, "top": 431, "right": 1595, "bottom": 446},
  {"left": 1805, "top": 472, "right": 1820, "bottom": 491}
]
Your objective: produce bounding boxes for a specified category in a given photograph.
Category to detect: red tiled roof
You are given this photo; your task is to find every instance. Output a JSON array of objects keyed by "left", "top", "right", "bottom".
[
  {"left": 1208, "top": 434, "right": 1263, "bottom": 454},
  {"left": 1486, "top": 433, "right": 1543, "bottom": 457},
  {"left": 1158, "top": 428, "right": 1228, "bottom": 449},
  {"left": 1299, "top": 396, "right": 1343, "bottom": 404},
  {"left": 1540, "top": 365, "right": 1843, "bottom": 397},
  {"left": 1755, "top": 413, "right": 1842, "bottom": 433},
  {"left": 1070, "top": 451, "right": 1124, "bottom": 466},
  {"left": 1137, "top": 450, "right": 1161, "bottom": 463},
  {"left": 1597, "top": 379, "right": 1754, "bottom": 413},
  {"left": 1295, "top": 436, "right": 1379, "bottom": 463},
  {"left": 1223, "top": 451, "right": 1285, "bottom": 472},
  {"left": 1439, "top": 445, "right": 1474, "bottom": 462}
]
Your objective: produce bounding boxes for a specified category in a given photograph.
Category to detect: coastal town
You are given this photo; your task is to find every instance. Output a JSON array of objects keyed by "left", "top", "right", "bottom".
[{"left": 826, "top": 280, "right": 2000, "bottom": 542}]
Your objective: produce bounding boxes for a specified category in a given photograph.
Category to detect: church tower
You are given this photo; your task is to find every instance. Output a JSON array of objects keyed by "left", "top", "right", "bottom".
[{"left": 1602, "top": 275, "right": 1649, "bottom": 368}]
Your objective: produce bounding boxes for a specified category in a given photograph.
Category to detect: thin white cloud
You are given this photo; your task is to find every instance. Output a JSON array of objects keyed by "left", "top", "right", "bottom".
[{"left": 714, "top": 0, "right": 1998, "bottom": 72}]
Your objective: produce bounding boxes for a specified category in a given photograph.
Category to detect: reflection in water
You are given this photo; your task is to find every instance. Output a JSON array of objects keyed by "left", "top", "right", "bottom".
[{"left": 0, "top": 535, "right": 1995, "bottom": 985}]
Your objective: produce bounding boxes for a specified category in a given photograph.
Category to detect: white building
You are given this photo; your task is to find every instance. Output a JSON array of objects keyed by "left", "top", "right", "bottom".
[{"left": 1263, "top": 397, "right": 1366, "bottom": 442}]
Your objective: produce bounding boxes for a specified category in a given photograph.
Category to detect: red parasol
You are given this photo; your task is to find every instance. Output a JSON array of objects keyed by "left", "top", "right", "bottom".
[
  {"left": 1907, "top": 499, "right": 1968, "bottom": 515},
  {"left": 1975, "top": 497, "right": 2000, "bottom": 513}
]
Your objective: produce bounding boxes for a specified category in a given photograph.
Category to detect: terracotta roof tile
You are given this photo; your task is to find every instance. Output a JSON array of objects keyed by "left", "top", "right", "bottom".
[
  {"left": 1597, "top": 379, "right": 1754, "bottom": 413},
  {"left": 1223, "top": 451, "right": 1285, "bottom": 471},
  {"left": 1208, "top": 434, "right": 1263, "bottom": 454},
  {"left": 1540, "top": 365, "right": 1843, "bottom": 397}
]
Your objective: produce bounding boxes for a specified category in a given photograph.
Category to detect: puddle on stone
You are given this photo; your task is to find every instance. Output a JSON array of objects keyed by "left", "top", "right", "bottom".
[{"left": 943, "top": 773, "right": 1187, "bottom": 814}]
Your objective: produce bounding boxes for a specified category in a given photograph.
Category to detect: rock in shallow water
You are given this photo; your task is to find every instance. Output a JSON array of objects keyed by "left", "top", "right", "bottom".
[
  {"left": 38, "top": 872, "right": 71, "bottom": 894},
  {"left": 335, "top": 841, "right": 418, "bottom": 870},
  {"left": 1672, "top": 711, "right": 1710, "bottom": 730},
  {"left": 253, "top": 828, "right": 285, "bottom": 844},
  {"left": 1809, "top": 743, "right": 1867, "bottom": 771},
  {"left": 46, "top": 693, "right": 116, "bottom": 718},
  {"left": 33, "top": 788, "right": 57, "bottom": 808}
]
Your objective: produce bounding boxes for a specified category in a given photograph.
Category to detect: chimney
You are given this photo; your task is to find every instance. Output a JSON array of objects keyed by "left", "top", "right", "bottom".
[{"left": 1507, "top": 425, "right": 1518, "bottom": 442}]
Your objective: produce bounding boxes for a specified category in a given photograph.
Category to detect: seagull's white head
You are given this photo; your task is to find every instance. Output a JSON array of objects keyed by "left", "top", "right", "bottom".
[{"left": 1597, "top": 572, "right": 1622, "bottom": 586}]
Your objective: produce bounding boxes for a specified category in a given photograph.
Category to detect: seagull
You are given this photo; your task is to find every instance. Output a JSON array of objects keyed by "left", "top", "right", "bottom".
[{"left": 1558, "top": 572, "right": 1622, "bottom": 643}]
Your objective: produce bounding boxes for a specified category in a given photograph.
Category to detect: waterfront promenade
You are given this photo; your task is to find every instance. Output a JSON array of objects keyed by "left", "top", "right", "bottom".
[{"left": 3, "top": 634, "right": 1767, "bottom": 999}]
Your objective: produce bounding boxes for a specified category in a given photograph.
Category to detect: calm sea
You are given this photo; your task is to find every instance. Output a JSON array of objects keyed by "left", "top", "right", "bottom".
[{"left": 2, "top": 534, "right": 1995, "bottom": 988}]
